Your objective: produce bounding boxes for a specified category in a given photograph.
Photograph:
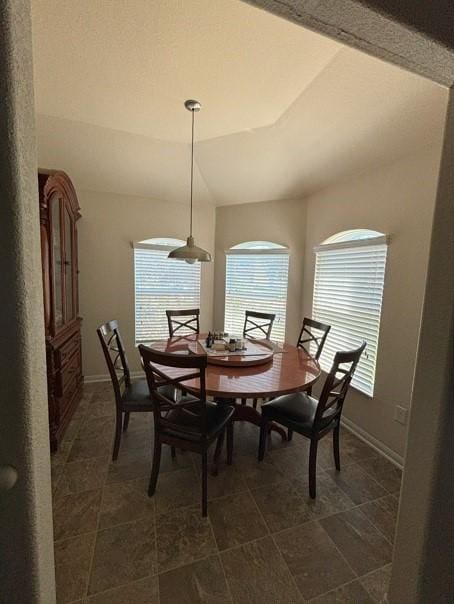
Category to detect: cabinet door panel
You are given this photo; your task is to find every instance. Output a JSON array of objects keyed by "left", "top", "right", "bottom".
[
  {"left": 50, "top": 195, "right": 63, "bottom": 329},
  {"left": 63, "top": 202, "right": 74, "bottom": 321}
]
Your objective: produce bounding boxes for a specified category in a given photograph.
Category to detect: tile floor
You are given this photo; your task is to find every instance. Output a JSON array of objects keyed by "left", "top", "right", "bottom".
[{"left": 51, "top": 382, "right": 401, "bottom": 603}]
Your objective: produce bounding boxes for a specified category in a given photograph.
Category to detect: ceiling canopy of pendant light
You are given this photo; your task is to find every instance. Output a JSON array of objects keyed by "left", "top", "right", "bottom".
[{"left": 168, "top": 100, "right": 211, "bottom": 263}]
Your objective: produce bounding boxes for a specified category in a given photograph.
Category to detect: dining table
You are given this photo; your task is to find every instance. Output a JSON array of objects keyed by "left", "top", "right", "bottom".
[{"left": 144, "top": 332, "right": 321, "bottom": 441}]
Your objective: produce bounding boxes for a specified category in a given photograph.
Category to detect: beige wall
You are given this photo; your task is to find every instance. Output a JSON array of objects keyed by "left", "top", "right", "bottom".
[
  {"left": 303, "top": 146, "right": 442, "bottom": 459},
  {"left": 78, "top": 190, "right": 215, "bottom": 377},
  {"left": 213, "top": 198, "right": 306, "bottom": 340}
]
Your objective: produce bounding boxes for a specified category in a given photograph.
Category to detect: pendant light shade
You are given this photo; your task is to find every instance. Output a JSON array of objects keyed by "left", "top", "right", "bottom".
[{"left": 168, "top": 100, "right": 212, "bottom": 263}]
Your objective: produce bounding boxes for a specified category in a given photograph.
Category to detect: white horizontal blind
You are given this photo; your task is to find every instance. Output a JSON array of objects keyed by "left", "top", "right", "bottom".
[
  {"left": 134, "top": 247, "right": 200, "bottom": 342},
  {"left": 224, "top": 252, "right": 289, "bottom": 342},
  {"left": 312, "top": 242, "right": 387, "bottom": 396}
]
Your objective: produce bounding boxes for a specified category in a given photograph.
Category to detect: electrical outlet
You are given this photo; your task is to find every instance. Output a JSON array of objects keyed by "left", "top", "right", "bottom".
[{"left": 394, "top": 405, "right": 408, "bottom": 425}]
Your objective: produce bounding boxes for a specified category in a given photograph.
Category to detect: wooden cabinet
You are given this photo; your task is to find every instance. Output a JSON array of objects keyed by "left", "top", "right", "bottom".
[{"left": 39, "top": 170, "right": 82, "bottom": 451}]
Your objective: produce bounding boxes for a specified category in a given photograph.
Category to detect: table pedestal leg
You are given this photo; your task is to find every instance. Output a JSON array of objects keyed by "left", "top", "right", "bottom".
[{"left": 214, "top": 398, "right": 287, "bottom": 445}]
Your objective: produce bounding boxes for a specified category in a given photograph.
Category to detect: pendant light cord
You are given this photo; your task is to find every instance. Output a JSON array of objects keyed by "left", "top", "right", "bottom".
[{"left": 190, "top": 108, "right": 195, "bottom": 237}]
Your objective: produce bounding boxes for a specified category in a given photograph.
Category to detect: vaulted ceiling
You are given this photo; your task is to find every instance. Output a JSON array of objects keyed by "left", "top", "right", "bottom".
[{"left": 32, "top": 0, "right": 448, "bottom": 206}]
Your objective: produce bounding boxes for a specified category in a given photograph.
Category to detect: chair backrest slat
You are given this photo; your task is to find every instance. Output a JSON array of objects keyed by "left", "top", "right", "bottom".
[
  {"left": 314, "top": 342, "right": 366, "bottom": 429},
  {"left": 97, "top": 320, "right": 131, "bottom": 406},
  {"left": 139, "top": 344, "right": 209, "bottom": 439},
  {"left": 297, "top": 317, "right": 331, "bottom": 360},
  {"left": 243, "top": 310, "right": 275, "bottom": 340},
  {"left": 166, "top": 308, "right": 200, "bottom": 337}
]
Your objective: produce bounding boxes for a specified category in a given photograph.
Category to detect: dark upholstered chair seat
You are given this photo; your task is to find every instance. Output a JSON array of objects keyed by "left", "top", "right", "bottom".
[
  {"left": 122, "top": 379, "right": 180, "bottom": 407},
  {"left": 262, "top": 392, "right": 337, "bottom": 434},
  {"left": 164, "top": 402, "right": 234, "bottom": 441}
]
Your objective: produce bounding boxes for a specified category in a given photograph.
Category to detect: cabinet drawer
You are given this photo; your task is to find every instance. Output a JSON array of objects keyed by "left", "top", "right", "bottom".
[
  {"left": 58, "top": 348, "right": 81, "bottom": 395},
  {"left": 58, "top": 335, "right": 80, "bottom": 368}
]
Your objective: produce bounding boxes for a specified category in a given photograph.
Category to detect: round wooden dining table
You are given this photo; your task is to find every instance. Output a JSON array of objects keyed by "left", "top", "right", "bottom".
[{"left": 144, "top": 333, "right": 321, "bottom": 440}]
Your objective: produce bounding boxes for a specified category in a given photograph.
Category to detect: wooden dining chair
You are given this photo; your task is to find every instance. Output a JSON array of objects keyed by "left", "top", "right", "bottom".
[
  {"left": 242, "top": 311, "right": 276, "bottom": 407},
  {"left": 258, "top": 342, "right": 366, "bottom": 498},
  {"left": 166, "top": 308, "right": 200, "bottom": 337},
  {"left": 97, "top": 319, "right": 178, "bottom": 461},
  {"left": 286, "top": 317, "right": 332, "bottom": 441},
  {"left": 139, "top": 344, "right": 235, "bottom": 516},
  {"left": 243, "top": 310, "right": 275, "bottom": 340},
  {"left": 297, "top": 317, "right": 331, "bottom": 360}
]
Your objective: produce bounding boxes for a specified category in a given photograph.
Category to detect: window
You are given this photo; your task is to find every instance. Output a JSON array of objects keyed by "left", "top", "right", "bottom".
[
  {"left": 312, "top": 229, "right": 388, "bottom": 396},
  {"left": 224, "top": 241, "right": 289, "bottom": 342},
  {"left": 134, "top": 238, "right": 201, "bottom": 342}
]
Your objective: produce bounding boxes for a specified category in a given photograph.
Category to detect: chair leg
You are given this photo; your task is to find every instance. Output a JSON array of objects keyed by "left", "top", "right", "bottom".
[
  {"left": 333, "top": 424, "right": 341, "bottom": 471},
  {"left": 226, "top": 421, "right": 234, "bottom": 465},
  {"left": 171, "top": 445, "right": 176, "bottom": 459},
  {"left": 122, "top": 411, "right": 130, "bottom": 432},
  {"left": 212, "top": 430, "right": 225, "bottom": 476},
  {"left": 309, "top": 438, "right": 318, "bottom": 499},
  {"left": 241, "top": 398, "right": 247, "bottom": 406},
  {"left": 252, "top": 398, "right": 258, "bottom": 409},
  {"left": 258, "top": 420, "right": 267, "bottom": 461},
  {"left": 112, "top": 410, "right": 123, "bottom": 461},
  {"left": 148, "top": 438, "right": 162, "bottom": 497},
  {"left": 202, "top": 452, "right": 208, "bottom": 517},
  {"left": 287, "top": 429, "right": 293, "bottom": 442}
]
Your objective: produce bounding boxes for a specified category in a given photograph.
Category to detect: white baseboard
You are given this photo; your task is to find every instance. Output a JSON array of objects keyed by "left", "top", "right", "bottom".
[
  {"left": 341, "top": 416, "right": 404, "bottom": 469},
  {"left": 84, "top": 371, "right": 143, "bottom": 384}
]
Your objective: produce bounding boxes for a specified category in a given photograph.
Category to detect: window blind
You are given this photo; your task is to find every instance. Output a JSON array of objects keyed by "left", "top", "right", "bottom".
[
  {"left": 224, "top": 252, "right": 289, "bottom": 342},
  {"left": 312, "top": 241, "right": 387, "bottom": 396},
  {"left": 134, "top": 247, "right": 201, "bottom": 342}
]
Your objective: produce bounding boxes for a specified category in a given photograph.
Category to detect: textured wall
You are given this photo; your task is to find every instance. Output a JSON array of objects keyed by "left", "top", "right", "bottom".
[
  {"left": 0, "top": 0, "right": 55, "bottom": 601},
  {"left": 302, "top": 146, "right": 444, "bottom": 460},
  {"left": 78, "top": 190, "right": 215, "bottom": 378},
  {"left": 214, "top": 198, "right": 306, "bottom": 341},
  {"left": 389, "top": 90, "right": 454, "bottom": 604},
  {"left": 246, "top": 0, "right": 454, "bottom": 86}
]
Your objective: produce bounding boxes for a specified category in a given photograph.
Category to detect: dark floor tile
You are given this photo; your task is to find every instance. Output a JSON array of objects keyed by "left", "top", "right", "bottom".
[
  {"left": 160, "top": 446, "right": 194, "bottom": 473},
  {"left": 55, "top": 532, "right": 95, "bottom": 603},
  {"left": 209, "top": 491, "right": 268, "bottom": 550},
  {"left": 356, "top": 455, "right": 402, "bottom": 494},
  {"left": 106, "top": 449, "right": 151, "bottom": 484},
  {"left": 56, "top": 457, "right": 109, "bottom": 497},
  {"left": 53, "top": 489, "right": 102, "bottom": 540},
  {"left": 274, "top": 521, "right": 355, "bottom": 600},
  {"left": 63, "top": 416, "right": 83, "bottom": 443},
  {"left": 360, "top": 564, "right": 392, "bottom": 603},
  {"left": 99, "top": 478, "right": 154, "bottom": 529},
  {"left": 155, "top": 466, "right": 200, "bottom": 513},
  {"left": 320, "top": 508, "right": 392, "bottom": 576},
  {"left": 68, "top": 434, "right": 113, "bottom": 462},
  {"left": 89, "top": 517, "right": 156, "bottom": 595},
  {"left": 221, "top": 536, "right": 302, "bottom": 603},
  {"left": 89, "top": 400, "right": 116, "bottom": 418},
  {"left": 51, "top": 464, "right": 65, "bottom": 493},
  {"left": 87, "top": 575, "right": 159, "bottom": 603},
  {"left": 159, "top": 555, "right": 231, "bottom": 604},
  {"left": 156, "top": 505, "right": 217, "bottom": 573},
  {"left": 340, "top": 432, "right": 376, "bottom": 462},
  {"left": 51, "top": 440, "right": 73, "bottom": 467},
  {"left": 80, "top": 415, "right": 115, "bottom": 440},
  {"left": 358, "top": 495, "right": 398, "bottom": 543},
  {"left": 326, "top": 463, "right": 387, "bottom": 505},
  {"left": 204, "top": 464, "right": 248, "bottom": 501},
  {"left": 309, "top": 580, "right": 374, "bottom": 603},
  {"left": 252, "top": 474, "right": 355, "bottom": 533},
  {"left": 251, "top": 480, "right": 314, "bottom": 533},
  {"left": 236, "top": 454, "right": 284, "bottom": 489}
]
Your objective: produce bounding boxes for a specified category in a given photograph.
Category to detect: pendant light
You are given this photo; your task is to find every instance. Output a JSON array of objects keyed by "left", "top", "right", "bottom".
[{"left": 168, "top": 100, "right": 211, "bottom": 263}]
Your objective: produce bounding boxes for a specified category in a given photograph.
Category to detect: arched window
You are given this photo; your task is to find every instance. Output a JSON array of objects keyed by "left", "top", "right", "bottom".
[
  {"left": 133, "top": 238, "right": 201, "bottom": 342},
  {"left": 312, "top": 229, "right": 388, "bottom": 396},
  {"left": 224, "top": 240, "right": 289, "bottom": 342}
]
